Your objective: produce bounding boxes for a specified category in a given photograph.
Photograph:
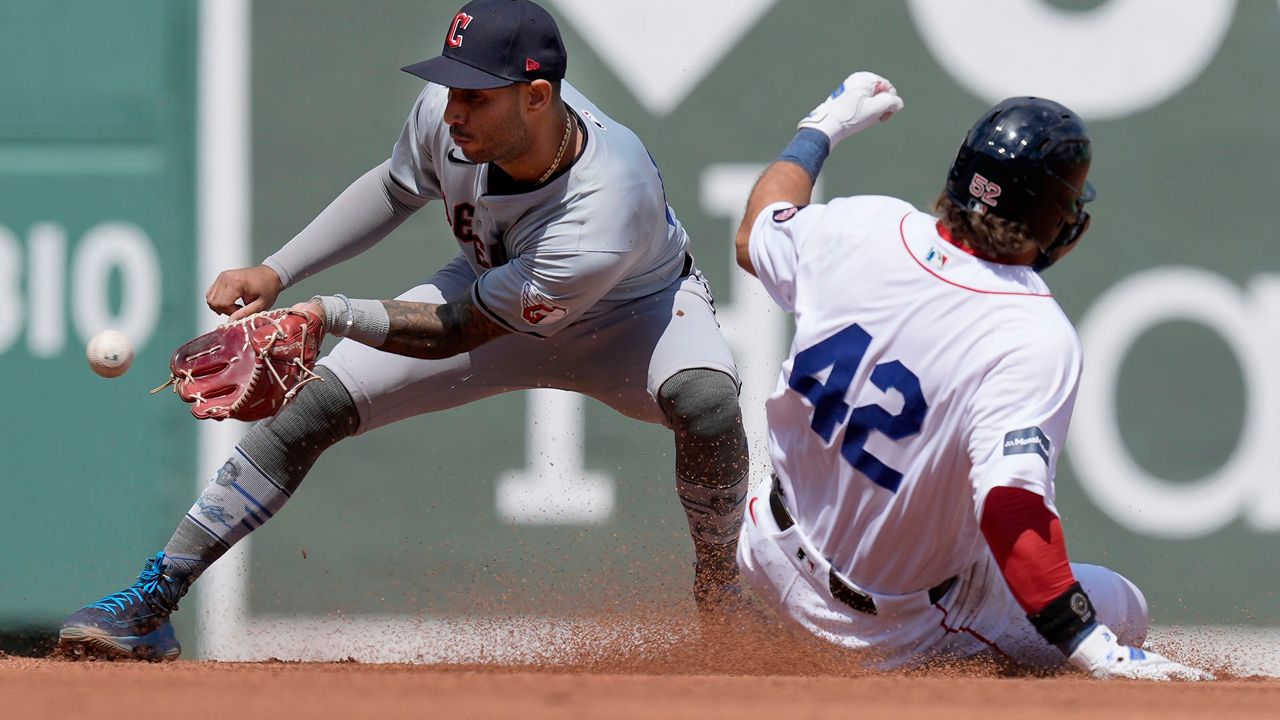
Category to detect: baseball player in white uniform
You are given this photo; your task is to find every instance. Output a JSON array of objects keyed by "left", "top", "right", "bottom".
[
  {"left": 58, "top": 0, "right": 749, "bottom": 660},
  {"left": 732, "top": 72, "right": 1212, "bottom": 680}
]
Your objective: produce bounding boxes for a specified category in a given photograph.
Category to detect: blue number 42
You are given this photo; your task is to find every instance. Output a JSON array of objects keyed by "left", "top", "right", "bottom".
[{"left": 787, "top": 324, "right": 928, "bottom": 493}]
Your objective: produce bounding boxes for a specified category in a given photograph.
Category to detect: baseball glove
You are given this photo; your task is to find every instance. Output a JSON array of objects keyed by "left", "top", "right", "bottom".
[{"left": 152, "top": 309, "right": 325, "bottom": 421}]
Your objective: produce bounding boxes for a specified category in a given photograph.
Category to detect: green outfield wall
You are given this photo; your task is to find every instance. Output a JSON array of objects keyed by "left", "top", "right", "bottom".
[
  {"left": 0, "top": 0, "right": 198, "bottom": 648},
  {"left": 2, "top": 0, "right": 1277, "bottom": 654}
]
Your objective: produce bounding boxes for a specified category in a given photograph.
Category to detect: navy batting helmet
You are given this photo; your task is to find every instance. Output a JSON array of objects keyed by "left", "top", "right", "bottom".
[{"left": 945, "top": 97, "right": 1095, "bottom": 272}]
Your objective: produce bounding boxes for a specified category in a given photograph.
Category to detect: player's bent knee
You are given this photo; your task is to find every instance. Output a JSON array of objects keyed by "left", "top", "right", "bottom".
[
  {"left": 661, "top": 370, "right": 749, "bottom": 547},
  {"left": 237, "top": 366, "right": 360, "bottom": 494},
  {"left": 657, "top": 368, "right": 741, "bottom": 437},
  {"left": 1072, "top": 563, "right": 1150, "bottom": 646}
]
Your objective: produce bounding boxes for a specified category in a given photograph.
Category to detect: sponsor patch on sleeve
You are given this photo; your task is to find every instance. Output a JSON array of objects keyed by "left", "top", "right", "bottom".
[
  {"left": 520, "top": 282, "right": 569, "bottom": 326},
  {"left": 772, "top": 205, "right": 804, "bottom": 223},
  {"left": 1003, "top": 426, "right": 1050, "bottom": 464}
]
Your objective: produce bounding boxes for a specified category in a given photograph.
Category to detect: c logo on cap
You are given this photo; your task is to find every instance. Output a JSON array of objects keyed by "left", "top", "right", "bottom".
[{"left": 446, "top": 12, "right": 473, "bottom": 48}]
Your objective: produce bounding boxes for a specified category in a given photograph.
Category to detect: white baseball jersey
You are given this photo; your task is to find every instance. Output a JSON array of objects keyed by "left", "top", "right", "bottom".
[
  {"left": 389, "top": 81, "right": 688, "bottom": 337},
  {"left": 748, "top": 196, "right": 1082, "bottom": 596}
]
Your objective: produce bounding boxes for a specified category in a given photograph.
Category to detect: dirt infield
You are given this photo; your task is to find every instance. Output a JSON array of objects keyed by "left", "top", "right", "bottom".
[{"left": 4, "top": 654, "right": 1277, "bottom": 720}]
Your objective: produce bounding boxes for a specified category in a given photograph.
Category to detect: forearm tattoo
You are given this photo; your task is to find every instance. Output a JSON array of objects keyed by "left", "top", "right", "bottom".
[{"left": 379, "top": 295, "right": 508, "bottom": 359}]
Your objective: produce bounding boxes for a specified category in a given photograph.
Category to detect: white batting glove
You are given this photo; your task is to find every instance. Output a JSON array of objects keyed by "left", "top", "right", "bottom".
[
  {"left": 797, "top": 71, "right": 903, "bottom": 149},
  {"left": 1068, "top": 624, "right": 1215, "bottom": 681}
]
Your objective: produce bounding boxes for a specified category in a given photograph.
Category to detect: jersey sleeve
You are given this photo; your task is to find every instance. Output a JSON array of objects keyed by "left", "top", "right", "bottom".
[
  {"left": 471, "top": 249, "right": 634, "bottom": 338},
  {"left": 388, "top": 84, "right": 447, "bottom": 201},
  {"left": 966, "top": 322, "right": 1083, "bottom": 517},
  {"left": 747, "top": 201, "right": 829, "bottom": 313}
]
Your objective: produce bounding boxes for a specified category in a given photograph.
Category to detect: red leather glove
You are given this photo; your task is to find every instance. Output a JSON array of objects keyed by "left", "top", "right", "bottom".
[{"left": 154, "top": 309, "right": 325, "bottom": 421}]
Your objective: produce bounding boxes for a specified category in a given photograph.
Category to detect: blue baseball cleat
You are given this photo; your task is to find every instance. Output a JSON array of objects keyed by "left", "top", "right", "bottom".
[{"left": 58, "top": 552, "right": 190, "bottom": 661}]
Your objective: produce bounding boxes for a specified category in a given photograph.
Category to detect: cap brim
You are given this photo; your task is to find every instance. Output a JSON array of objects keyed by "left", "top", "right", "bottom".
[{"left": 401, "top": 56, "right": 513, "bottom": 90}]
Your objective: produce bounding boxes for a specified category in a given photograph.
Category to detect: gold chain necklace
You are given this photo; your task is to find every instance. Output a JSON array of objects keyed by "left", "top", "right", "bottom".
[{"left": 537, "top": 110, "right": 574, "bottom": 186}]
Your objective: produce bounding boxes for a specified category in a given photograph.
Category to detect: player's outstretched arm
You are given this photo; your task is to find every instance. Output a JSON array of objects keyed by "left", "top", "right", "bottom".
[
  {"left": 378, "top": 297, "right": 510, "bottom": 359},
  {"left": 292, "top": 294, "right": 509, "bottom": 360},
  {"left": 735, "top": 163, "right": 813, "bottom": 275},
  {"left": 981, "top": 487, "right": 1213, "bottom": 681},
  {"left": 204, "top": 163, "right": 429, "bottom": 322},
  {"left": 734, "top": 72, "right": 902, "bottom": 274}
]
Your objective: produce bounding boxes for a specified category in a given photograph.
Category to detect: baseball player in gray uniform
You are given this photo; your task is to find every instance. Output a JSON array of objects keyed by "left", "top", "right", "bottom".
[{"left": 58, "top": 0, "right": 749, "bottom": 661}]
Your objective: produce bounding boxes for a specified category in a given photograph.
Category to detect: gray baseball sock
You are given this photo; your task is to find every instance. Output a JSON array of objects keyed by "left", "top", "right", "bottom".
[
  {"left": 162, "top": 366, "right": 359, "bottom": 583},
  {"left": 659, "top": 369, "right": 750, "bottom": 583}
]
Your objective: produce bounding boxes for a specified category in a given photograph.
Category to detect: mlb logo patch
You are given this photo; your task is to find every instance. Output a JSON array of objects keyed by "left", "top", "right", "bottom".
[
  {"left": 772, "top": 206, "right": 802, "bottom": 223},
  {"left": 925, "top": 246, "right": 949, "bottom": 271}
]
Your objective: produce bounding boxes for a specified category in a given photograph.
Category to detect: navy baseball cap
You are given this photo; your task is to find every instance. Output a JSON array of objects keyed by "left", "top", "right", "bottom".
[{"left": 402, "top": 0, "right": 567, "bottom": 89}]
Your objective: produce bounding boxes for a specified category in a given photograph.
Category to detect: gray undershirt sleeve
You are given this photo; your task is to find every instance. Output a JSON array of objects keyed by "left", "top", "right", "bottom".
[{"left": 262, "top": 160, "right": 430, "bottom": 288}]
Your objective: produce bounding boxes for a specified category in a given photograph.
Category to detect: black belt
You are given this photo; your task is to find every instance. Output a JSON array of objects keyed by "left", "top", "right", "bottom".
[
  {"left": 769, "top": 478, "right": 956, "bottom": 616},
  {"left": 679, "top": 252, "right": 694, "bottom": 278}
]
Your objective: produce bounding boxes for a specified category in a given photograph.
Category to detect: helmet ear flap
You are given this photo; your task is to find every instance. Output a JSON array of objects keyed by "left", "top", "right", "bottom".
[{"left": 1032, "top": 206, "right": 1091, "bottom": 273}]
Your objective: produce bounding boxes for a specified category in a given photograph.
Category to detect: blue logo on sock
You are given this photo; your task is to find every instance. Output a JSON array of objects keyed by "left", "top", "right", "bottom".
[
  {"left": 215, "top": 460, "right": 240, "bottom": 486},
  {"left": 196, "top": 496, "right": 235, "bottom": 530}
]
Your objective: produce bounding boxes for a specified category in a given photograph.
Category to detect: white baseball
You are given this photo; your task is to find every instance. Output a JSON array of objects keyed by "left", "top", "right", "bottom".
[{"left": 86, "top": 330, "right": 135, "bottom": 378}]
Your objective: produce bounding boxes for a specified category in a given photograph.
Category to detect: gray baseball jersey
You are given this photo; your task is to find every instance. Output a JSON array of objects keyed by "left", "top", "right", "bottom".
[
  {"left": 258, "top": 80, "right": 738, "bottom": 431},
  {"left": 388, "top": 82, "right": 688, "bottom": 337}
]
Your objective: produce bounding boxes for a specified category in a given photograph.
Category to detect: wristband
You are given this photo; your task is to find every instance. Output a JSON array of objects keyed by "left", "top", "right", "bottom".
[
  {"left": 334, "top": 293, "right": 355, "bottom": 337},
  {"left": 777, "top": 128, "right": 831, "bottom": 183},
  {"left": 1028, "top": 581, "right": 1098, "bottom": 654},
  {"left": 312, "top": 295, "right": 390, "bottom": 348}
]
